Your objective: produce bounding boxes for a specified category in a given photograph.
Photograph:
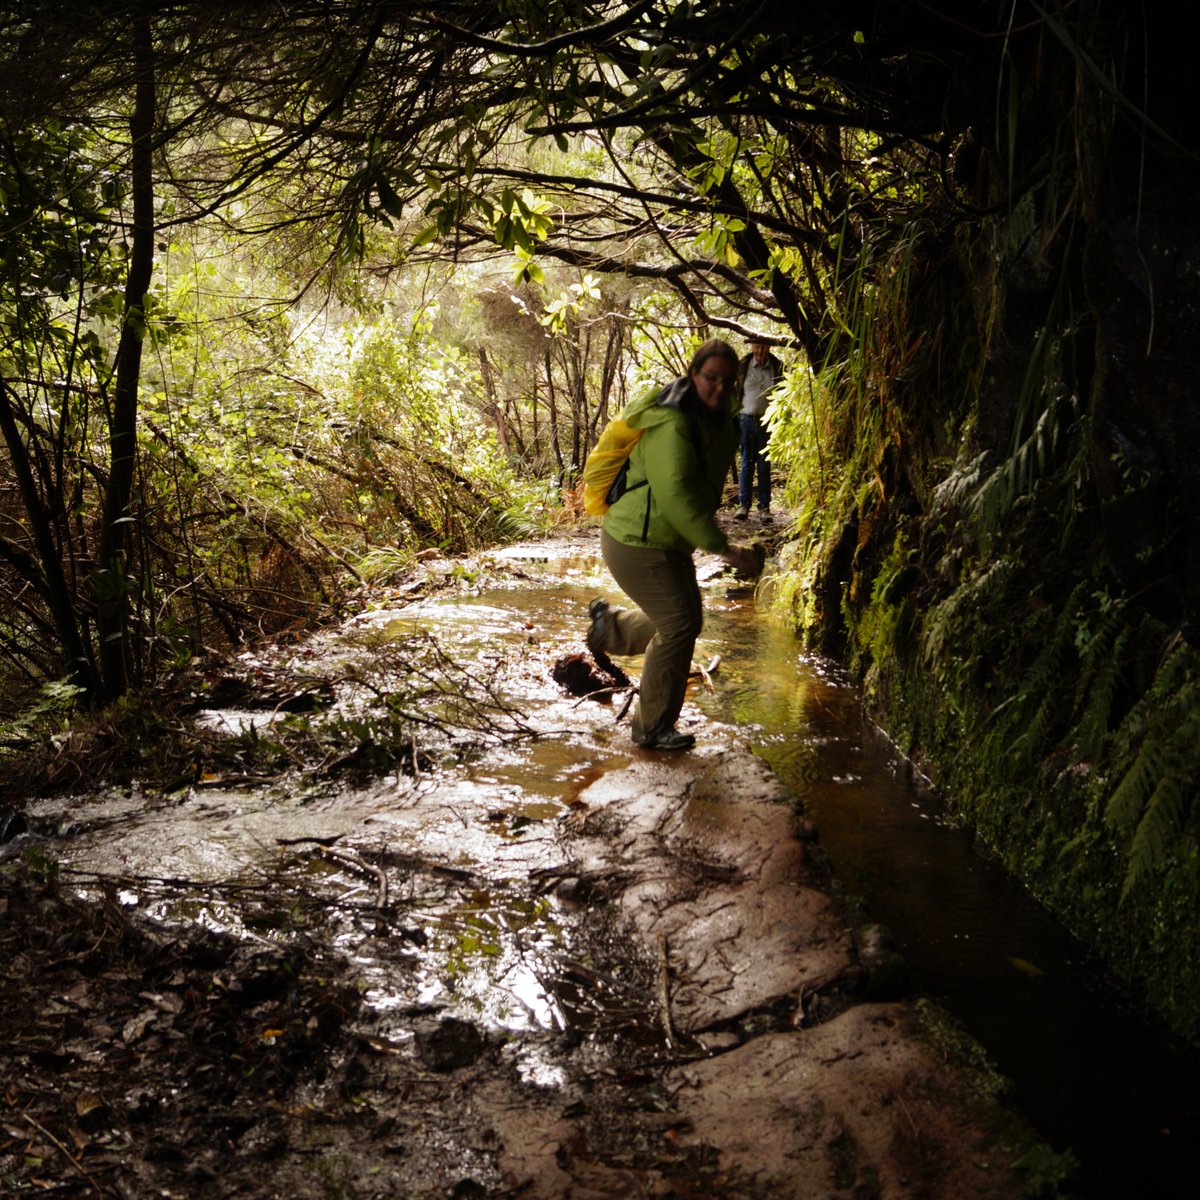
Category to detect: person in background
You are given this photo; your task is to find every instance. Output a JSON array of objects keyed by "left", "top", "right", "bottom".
[
  {"left": 733, "top": 336, "right": 783, "bottom": 523},
  {"left": 587, "top": 339, "right": 759, "bottom": 752}
]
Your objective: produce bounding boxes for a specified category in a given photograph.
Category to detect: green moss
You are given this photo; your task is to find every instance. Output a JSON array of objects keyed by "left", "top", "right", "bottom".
[{"left": 829, "top": 542, "right": 1200, "bottom": 1045}]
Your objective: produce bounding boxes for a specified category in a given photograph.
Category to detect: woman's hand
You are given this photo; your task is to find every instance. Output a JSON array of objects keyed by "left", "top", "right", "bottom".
[{"left": 721, "top": 543, "right": 763, "bottom": 578}]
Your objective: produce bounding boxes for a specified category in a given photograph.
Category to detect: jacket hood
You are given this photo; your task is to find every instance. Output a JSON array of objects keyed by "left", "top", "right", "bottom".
[{"left": 623, "top": 374, "right": 739, "bottom": 429}]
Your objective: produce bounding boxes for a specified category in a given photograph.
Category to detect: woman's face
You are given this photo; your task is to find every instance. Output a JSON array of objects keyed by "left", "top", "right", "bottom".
[{"left": 690, "top": 356, "right": 737, "bottom": 412}]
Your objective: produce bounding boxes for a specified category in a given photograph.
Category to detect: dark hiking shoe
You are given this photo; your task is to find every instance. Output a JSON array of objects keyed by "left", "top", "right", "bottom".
[
  {"left": 759, "top": 510, "right": 773, "bottom": 524},
  {"left": 640, "top": 729, "right": 696, "bottom": 752},
  {"left": 734, "top": 506, "right": 750, "bottom": 520},
  {"left": 586, "top": 598, "right": 612, "bottom": 655}
]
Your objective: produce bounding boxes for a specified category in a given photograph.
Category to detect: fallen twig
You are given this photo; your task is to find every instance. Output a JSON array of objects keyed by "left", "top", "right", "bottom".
[
  {"left": 316, "top": 845, "right": 389, "bottom": 908},
  {"left": 570, "top": 683, "right": 633, "bottom": 708},
  {"left": 656, "top": 930, "right": 676, "bottom": 1051},
  {"left": 22, "top": 1113, "right": 102, "bottom": 1199}
]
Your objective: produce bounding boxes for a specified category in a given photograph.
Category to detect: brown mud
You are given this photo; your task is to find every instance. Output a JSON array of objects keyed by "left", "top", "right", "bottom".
[{"left": 1, "top": 528, "right": 1048, "bottom": 1198}]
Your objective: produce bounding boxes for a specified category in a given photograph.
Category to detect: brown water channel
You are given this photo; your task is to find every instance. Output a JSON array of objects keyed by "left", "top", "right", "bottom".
[
  {"left": 24, "top": 535, "right": 1199, "bottom": 1196},
  {"left": 685, "top": 573, "right": 1200, "bottom": 1200}
]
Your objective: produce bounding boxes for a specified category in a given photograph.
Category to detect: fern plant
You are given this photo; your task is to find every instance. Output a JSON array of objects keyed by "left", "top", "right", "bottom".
[
  {"left": 1070, "top": 595, "right": 1129, "bottom": 764},
  {"left": 968, "top": 393, "right": 1079, "bottom": 537},
  {"left": 1105, "top": 636, "right": 1200, "bottom": 900}
]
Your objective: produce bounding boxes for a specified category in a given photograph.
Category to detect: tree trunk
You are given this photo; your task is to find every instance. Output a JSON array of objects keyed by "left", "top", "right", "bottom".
[
  {"left": 93, "top": 16, "right": 155, "bottom": 698},
  {"left": 543, "top": 349, "right": 565, "bottom": 482},
  {"left": 478, "top": 346, "right": 511, "bottom": 455}
]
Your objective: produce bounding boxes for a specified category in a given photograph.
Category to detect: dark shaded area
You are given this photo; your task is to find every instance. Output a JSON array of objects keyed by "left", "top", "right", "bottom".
[
  {"left": 701, "top": 595, "right": 1200, "bottom": 1200},
  {"left": 0, "top": 868, "right": 360, "bottom": 1197}
]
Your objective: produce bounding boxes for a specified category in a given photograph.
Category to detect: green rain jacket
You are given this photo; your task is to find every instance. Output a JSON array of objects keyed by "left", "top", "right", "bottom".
[{"left": 601, "top": 375, "right": 738, "bottom": 554}]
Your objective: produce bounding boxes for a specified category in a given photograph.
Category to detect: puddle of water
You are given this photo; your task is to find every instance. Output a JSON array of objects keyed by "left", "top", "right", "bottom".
[
  {"left": 193, "top": 708, "right": 287, "bottom": 736},
  {"left": 348, "top": 887, "right": 569, "bottom": 1038},
  {"left": 465, "top": 739, "right": 618, "bottom": 808}
]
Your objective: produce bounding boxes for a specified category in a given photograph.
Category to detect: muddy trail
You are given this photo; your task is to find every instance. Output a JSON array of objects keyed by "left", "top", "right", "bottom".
[{"left": 2, "top": 529, "right": 1052, "bottom": 1199}]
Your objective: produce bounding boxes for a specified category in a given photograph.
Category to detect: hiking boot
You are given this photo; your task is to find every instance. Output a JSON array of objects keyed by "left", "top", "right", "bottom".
[
  {"left": 734, "top": 506, "right": 749, "bottom": 521},
  {"left": 759, "top": 510, "right": 773, "bottom": 524},
  {"left": 586, "top": 598, "right": 612, "bottom": 656},
  {"left": 640, "top": 729, "right": 696, "bottom": 752}
]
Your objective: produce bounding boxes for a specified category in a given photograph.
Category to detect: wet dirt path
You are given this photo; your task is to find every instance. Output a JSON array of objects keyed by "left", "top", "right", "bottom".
[{"left": 9, "top": 532, "right": 1045, "bottom": 1199}]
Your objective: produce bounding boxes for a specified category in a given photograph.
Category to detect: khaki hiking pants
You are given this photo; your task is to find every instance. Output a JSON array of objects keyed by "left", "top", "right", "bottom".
[{"left": 599, "top": 528, "right": 703, "bottom": 745}]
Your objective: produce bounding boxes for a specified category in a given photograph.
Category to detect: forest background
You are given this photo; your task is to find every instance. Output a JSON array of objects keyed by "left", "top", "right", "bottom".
[{"left": 2, "top": 1, "right": 1198, "bottom": 1049}]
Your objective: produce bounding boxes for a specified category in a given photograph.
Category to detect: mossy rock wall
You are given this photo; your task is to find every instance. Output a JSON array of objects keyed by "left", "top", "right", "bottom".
[{"left": 778, "top": 4, "right": 1200, "bottom": 1047}]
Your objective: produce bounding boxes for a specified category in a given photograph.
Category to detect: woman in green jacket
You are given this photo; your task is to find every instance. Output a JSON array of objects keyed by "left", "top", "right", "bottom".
[{"left": 588, "top": 339, "right": 759, "bottom": 751}]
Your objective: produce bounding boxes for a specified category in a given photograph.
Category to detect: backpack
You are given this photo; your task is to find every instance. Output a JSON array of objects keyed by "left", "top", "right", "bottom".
[{"left": 581, "top": 416, "right": 646, "bottom": 516}]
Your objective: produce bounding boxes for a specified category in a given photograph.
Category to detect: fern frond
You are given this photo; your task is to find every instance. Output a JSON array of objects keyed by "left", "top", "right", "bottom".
[
  {"left": 921, "top": 595, "right": 959, "bottom": 668},
  {"left": 1074, "top": 625, "right": 1129, "bottom": 762},
  {"left": 930, "top": 452, "right": 988, "bottom": 517},
  {"left": 921, "top": 560, "right": 1015, "bottom": 667},
  {"left": 1120, "top": 729, "right": 1198, "bottom": 900},
  {"left": 1106, "top": 638, "right": 1199, "bottom": 899},
  {"left": 1006, "top": 582, "right": 1084, "bottom": 762},
  {"left": 1106, "top": 734, "right": 1169, "bottom": 835},
  {"left": 970, "top": 394, "right": 1076, "bottom": 533}
]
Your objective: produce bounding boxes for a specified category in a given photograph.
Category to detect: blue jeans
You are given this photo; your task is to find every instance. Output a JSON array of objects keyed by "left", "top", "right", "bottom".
[{"left": 738, "top": 414, "right": 771, "bottom": 509}]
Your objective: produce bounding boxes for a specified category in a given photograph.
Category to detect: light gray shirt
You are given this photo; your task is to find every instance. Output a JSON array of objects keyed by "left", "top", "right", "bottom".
[{"left": 741, "top": 358, "right": 775, "bottom": 416}]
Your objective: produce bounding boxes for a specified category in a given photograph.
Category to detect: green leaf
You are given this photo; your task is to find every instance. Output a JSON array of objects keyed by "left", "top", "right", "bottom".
[
  {"left": 376, "top": 174, "right": 405, "bottom": 220},
  {"left": 513, "top": 259, "right": 544, "bottom": 286},
  {"left": 510, "top": 221, "right": 536, "bottom": 255}
]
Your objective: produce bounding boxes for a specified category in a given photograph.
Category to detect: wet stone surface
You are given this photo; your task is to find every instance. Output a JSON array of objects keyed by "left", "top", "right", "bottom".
[
  {"left": 570, "top": 752, "right": 855, "bottom": 1035},
  {"left": 0, "top": 532, "right": 1043, "bottom": 1198}
]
